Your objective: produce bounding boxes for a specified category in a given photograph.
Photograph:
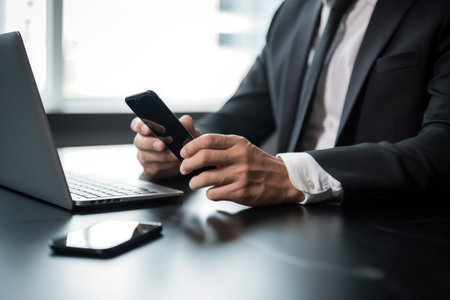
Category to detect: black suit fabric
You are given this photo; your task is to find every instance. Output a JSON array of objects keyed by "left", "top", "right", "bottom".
[{"left": 197, "top": 0, "right": 450, "bottom": 205}]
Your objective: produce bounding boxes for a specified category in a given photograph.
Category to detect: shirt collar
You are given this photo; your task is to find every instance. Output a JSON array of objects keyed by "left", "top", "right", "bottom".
[{"left": 322, "top": 0, "right": 378, "bottom": 8}]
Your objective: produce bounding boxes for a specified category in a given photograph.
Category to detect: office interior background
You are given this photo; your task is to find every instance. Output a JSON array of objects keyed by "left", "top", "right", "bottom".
[
  {"left": 1, "top": 2, "right": 450, "bottom": 299},
  {"left": 0, "top": 0, "right": 283, "bottom": 113}
]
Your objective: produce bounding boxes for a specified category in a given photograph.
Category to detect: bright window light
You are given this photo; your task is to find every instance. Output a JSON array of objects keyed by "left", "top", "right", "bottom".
[{"left": 1, "top": 0, "right": 283, "bottom": 112}]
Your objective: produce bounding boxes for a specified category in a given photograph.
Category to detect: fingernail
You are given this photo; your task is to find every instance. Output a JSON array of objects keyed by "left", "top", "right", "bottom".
[
  {"left": 141, "top": 125, "right": 149, "bottom": 135},
  {"left": 180, "top": 147, "right": 186, "bottom": 158},
  {"left": 153, "top": 140, "right": 163, "bottom": 150},
  {"left": 179, "top": 164, "right": 186, "bottom": 175}
]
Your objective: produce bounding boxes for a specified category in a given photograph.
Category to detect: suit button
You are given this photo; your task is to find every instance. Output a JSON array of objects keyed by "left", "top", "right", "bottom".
[
  {"left": 327, "top": 119, "right": 336, "bottom": 129},
  {"left": 307, "top": 180, "right": 315, "bottom": 191}
]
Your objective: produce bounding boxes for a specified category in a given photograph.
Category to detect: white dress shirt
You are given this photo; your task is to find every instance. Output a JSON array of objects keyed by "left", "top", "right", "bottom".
[{"left": 277, "top": 0, "right": 378, "bottom": 204}]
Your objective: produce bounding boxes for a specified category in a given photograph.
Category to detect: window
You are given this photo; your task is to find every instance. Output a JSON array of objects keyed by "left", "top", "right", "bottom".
[
  {"left": 1, "top": 0, "right": 46, "bottom": 89},
  {"left": 1, "top": 0, "right": 283, "bottom": 112}
]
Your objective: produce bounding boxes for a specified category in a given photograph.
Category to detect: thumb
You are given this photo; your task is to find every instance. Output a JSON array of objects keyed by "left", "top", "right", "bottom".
[{"left": 180, "top": 115, "right": 201, "bottom": 138}]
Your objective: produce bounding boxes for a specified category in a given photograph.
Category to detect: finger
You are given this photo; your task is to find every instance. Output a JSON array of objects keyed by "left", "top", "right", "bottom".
[
  {"left": 140, "top": 157, "right": 180, "bottom": 170},
  {"left": 180, "top": 115, "right": 201, "bottom": 138},
  {"left": 137, "top": 149, "right": 180, "bottom": 179},
  {"left": 130, "top": 117, "right": 141, "bottom": 132},
  {"left": 205, "top": 182, "right": 252, "bottom": 204},
  {"left": 180, "top": 149, "right": 233, "bottom": 175},
  {"left": 137, "top": 148, "right": 178, "bottom": 165},
  {"left": 134, "top": 134, "right": 166, "bottom": 152},
  {"left": 181, "top": 134, "right": 241, "bottom": 158},
  {"left": 142, "top": 160, "right": 181, "bottom": 179},
  {"left": 130, "top": 117, "right": 151, "bottom": 136},
  {"left": 145, "top": 167, "right": 181, "bottom": 179},
  {"left": 188, "top": 166, "right": 235, "bottom": 190}
]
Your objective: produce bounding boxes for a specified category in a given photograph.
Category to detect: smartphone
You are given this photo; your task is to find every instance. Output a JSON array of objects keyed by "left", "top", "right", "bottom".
[
  {"left": 125, "top": 90, "right": 213, "bottom": 175},
  {"left": 49, "top": 220, "right": 162, "bottom": 258}
]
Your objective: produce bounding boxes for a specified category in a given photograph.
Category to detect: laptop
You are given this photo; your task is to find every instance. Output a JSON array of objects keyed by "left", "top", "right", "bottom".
[{"left": 0, "top": 31, "right": 183, "bottom": 210}]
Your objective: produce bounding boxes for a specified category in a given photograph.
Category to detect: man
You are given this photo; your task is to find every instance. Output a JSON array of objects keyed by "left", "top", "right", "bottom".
[{"left": 131, "top": 0, "right": 450, "bottom": 206}]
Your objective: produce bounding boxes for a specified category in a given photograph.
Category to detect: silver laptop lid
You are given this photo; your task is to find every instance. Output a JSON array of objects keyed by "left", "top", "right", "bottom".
[{"left": 0, "top": 31, "right": 73, "bottom": 209}]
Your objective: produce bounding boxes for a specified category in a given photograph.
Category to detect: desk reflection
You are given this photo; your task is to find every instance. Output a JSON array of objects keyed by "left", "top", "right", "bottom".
[{"left": 181, "top": 204, "right": 305, "bottom": 244}]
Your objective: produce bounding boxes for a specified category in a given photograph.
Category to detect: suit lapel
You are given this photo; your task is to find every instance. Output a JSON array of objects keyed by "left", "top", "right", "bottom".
[
  {"left": 335, "top": 0, "right": 416, "bottom": 142},
  {"left": 278, "top": 0, "right": 322, "bottom": 152}
]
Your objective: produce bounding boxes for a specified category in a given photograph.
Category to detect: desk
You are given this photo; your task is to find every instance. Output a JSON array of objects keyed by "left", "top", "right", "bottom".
[{"left": 0, "top": 145, "right": 449, "bottom": 300}]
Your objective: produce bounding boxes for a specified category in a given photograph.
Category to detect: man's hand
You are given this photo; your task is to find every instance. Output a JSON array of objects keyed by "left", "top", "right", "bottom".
[
  {"left": 180, "top": 134, "right": 305, "bottom": 206},
  {"left": 131, "top": 115, "right": 201, "bottom": 179}
]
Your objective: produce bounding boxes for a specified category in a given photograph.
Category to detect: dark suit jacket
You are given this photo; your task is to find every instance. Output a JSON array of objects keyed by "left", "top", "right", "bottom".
[{"left": 197, "top": 0, "right": 450, "bottom": 205}]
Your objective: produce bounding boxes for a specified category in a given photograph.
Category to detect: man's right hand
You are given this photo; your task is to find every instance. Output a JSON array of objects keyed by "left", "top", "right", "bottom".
[{"left": 131, "top": 115, "right": 201, "bottom": 179}]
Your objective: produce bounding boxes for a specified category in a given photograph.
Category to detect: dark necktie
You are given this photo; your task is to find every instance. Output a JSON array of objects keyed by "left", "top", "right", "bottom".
[{"left": 287, "top": 0, "right": 356, "bottom": 152}]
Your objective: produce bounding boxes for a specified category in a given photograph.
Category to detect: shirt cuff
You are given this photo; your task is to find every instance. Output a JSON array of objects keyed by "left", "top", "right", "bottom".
[{"left": 277, "top": 152, "right": 343, "bottom": 204}]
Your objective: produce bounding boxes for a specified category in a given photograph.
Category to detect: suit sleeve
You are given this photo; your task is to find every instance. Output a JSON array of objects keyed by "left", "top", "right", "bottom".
[
  {"left": 195, "top": 2, "right": 289, "bottom": 147},
  {"left": 307, "top": 9, "right": 450, "bottom": 206},
  {"left": 195, "top": 49, "right": 275, "bottom": 147}
]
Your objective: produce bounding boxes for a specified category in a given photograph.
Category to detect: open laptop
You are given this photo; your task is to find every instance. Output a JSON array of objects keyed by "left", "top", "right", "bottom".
[{"left": 0, "top": 31, "right": 183, "bottom": 210}]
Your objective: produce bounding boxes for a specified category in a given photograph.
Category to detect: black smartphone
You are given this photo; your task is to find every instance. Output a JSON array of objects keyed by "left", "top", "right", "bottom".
[
  {"left": 49, "top": 220, "right": 162, "bottom": 258},
  {"left": 125, "top": 90, "right": 213, "bottom": 175}
]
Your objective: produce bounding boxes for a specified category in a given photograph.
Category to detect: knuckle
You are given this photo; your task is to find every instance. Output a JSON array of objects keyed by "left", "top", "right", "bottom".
[
  {"left": 133, "top": 134, "right": 141, "bottom": 146},
  {"left": 198, "top": 149, "right": 210, "bottom": 162},
  {"left": 203, "top": 134, "right": 214, "bottom": 146},
  {"left": 206, "top": 189, "right": 218, "bottom": 200},
  {"left": 144, "top": 166, "right": 157, "bottom": 177},
  {"left": 234, "top": 135, "right": 249, "bottom": 145},
  {"left": 183, "top": 141, "right": 193, "bottom": 154},
  {"left": 236, "top": 163, "right": 245, "bottom": 175},
  {"left": 138, "top": 151, "right": 152, "bottom": 165},
  {"left": 144, "top": 165, "right": 167, "bottom": 179},
  {"left": 236, "top": 149, "right": 251, "bottom": 167},
  {"left": 130, "top": 118, "right": 138, "bottom": 131},
  {"left": 201, "top": 171, "right": 213, "bottom": 184},
  {"left": 139, "top": 151, "right": 158, "bottom": 165},
  {"left": 189, "top": 177, "right": 201, "bottom": 190},
  {"left": 180, "top": 114, "right": 192, "bottom": 125},
  {"left": 242, "top": 167, "right": 251, "bottom": 180},
  {"left": 235, "top": 188, "right": 249, "bottom": 200},
  {"left": 134, "top": 134, "right": 151, "bottom": 150},
  {"left": 137, "top": 135, "right": 157, "bottom": 151}
]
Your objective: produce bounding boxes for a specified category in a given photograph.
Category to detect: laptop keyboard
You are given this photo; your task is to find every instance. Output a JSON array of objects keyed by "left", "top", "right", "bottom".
[{"left": 66, "top": 174, "right": 157, "bottom": 201}]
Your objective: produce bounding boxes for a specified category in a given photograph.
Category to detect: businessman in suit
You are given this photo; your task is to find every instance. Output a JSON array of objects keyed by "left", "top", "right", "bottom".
[{"left": 131, "top": 0, "right": 450, "bottom": 206}]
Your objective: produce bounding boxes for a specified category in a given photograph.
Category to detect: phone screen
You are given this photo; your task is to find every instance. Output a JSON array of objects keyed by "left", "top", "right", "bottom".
[{"left": 49, "top": 220, "right": 162, "bottom": 257}]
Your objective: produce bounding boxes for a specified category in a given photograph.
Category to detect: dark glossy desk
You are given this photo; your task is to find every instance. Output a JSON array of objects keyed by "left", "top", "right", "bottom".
[{"left": 0, "top": 146, "right": 449, "bottom": 300}]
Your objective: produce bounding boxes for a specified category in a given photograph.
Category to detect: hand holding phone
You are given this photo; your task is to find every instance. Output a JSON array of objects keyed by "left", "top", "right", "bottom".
[
  {"left": 126, "top": 91, "right": 192, "bottom": 161},
  {"left": 126, "top": 90, "right": 213, "bottom": 175}
]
